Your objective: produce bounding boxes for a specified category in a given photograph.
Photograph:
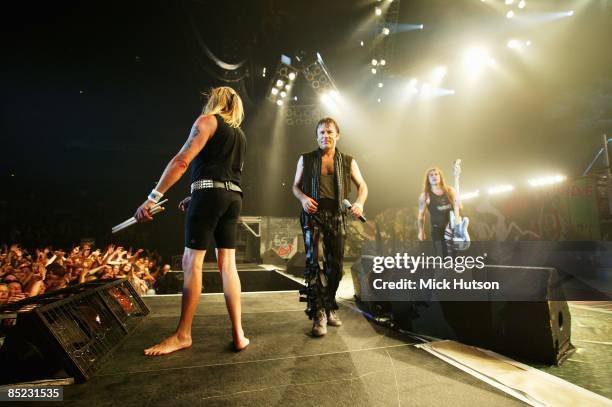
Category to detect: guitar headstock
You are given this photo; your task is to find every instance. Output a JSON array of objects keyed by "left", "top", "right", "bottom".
[{"left": 453, "top": 159, "right": 462, "bottom": 177}]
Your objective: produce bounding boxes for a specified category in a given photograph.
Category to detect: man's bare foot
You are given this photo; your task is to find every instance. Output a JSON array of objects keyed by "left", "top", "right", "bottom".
[
  {"left": 233, "top": 335, "right": 250, "bottom": 351},
  {"left": 144, "top": 333, "right": 192, "bottom": 356}
]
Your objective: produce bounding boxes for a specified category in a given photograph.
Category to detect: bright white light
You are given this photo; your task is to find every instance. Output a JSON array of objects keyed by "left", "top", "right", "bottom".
[
  {"left": 526, "top": 40, "right": 532, "bottom": 46},
  {"left": 372, "top": 59, "right": 378, "bottom": 66},
  {"left": 518, "top": 0, "right": 526, "bottom": 9},
  {"left": 488, "top": 185, "right": 514, "bottom": 195},
  {"left": 431, "top": 66, "right": 447, "bottom": 84},
  {"left": 320, "top": 93, "right": 332, "bottom": 106},
  {"left": 371, "top": 68, "right": 377, "bottom": 74},
  {"left": 329, "top": 90, "right": 341, "bottom": 101},
  {"left": 280, "top": 91, "right": 287, "bottom": 98},
  {"left": 406, "top": 78, "right": 419, "bottom": 94},
  {"left": 506, "top": 10, "right": 515, "bottom": 19},
  {"left": 293, "top": 96, "right": 298, "bottom": 101},
  {"left": 360, "top": 40, "right": 364, "bottom": 47},
  {"left": 288, "top": 72, "right": 296, "bottom": 81},
  {"left": 375, "top": 7, "right": 382, "bottom": 16},
  {"left": 380, "top": 59, "right": 386, "bottom": 66},
  {"left": 271, "top": 88, "right": 279, "bottom": 95},
  {"left": 419, "top": 24, "right": 424, "bottom": 29},
  {"left": 528, "top": 175, "right": 566, "bottom": 187},
  {"left": 567, "top": 10, "right": 574, "bottom": 16},
  {"left": 276, "top": 100, "right": 283, "bottom": 106},
  {"left": 262, "top": 67, "right": 266, "bottom": 77},
  {"left": 276, "top": 79, "right": 284, "bottom": 87},
  {"left": 378, "top": 82, "right": 384, "bottom": 88},
  {"left": 285, "top": 84, "right": 291, "bottom": 90},
  {"left": 460, "top": 190, "right": 479, "bottom": 201},
  {"left": 505, "top": 0, "right": 513, "bottom": 4},
  {"left": 377, "top": 98, "right": 382, "bottom": 103},
  {"left": 382, "top": 27, "right": 390, "bottom": 35},
  {"left": 421, "top": 83, "right": 432, "bottom": 96},
  {"left": 463, "top": 47, "right": 495, "bottom": 76},
  {"left": 507, "top": 39, "right": 521, "bottom": 49}
]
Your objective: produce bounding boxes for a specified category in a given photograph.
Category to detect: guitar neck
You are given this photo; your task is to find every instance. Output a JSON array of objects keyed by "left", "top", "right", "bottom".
[{"left": 454, "top": 175, "right": 461, "bottom": 217}]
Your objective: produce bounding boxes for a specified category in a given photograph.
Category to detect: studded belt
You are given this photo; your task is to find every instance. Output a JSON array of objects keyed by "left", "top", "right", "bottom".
[{"left": 190, "top": 179, "right": 242, "bottom": 194}]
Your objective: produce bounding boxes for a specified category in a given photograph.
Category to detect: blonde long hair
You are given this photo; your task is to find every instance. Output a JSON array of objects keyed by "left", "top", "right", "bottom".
[
  {"left": 202, "top": 86, "right": 244, "bottom": 128},
  {"left": 422, "top": 167, "right": 455, "bottom": 203}
]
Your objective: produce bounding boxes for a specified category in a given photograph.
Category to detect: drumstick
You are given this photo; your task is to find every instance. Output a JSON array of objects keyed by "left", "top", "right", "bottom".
[{"left": 112, "top": 199, "right": 168, "bottom": 234}]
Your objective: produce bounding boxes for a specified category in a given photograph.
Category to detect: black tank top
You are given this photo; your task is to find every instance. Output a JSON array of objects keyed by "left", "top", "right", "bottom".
[
  {"left": 190, "top": 114, "right": 246, "bottom": 186},
  {"left": 428, "top": 192, "right": 452, "bottom": 227}
]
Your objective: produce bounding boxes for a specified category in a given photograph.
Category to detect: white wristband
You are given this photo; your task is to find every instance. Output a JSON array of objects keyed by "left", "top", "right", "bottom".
[{"left": 147, "top": 189, "right": 164, "bottom": 203}]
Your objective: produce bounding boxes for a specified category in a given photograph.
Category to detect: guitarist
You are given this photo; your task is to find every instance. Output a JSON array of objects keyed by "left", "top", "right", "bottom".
[{"left": 417, "top": 167, "right": 461, "bottom": 257}]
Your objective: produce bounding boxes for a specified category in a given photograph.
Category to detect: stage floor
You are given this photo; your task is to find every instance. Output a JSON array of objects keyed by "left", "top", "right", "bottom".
[{"left": 57, "top": 292, "right": 524, "bottom": 406}]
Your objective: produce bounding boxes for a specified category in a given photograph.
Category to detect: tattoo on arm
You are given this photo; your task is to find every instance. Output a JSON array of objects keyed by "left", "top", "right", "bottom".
[{"left": 179, "top": 126, "right": 200, "bottom": 153}]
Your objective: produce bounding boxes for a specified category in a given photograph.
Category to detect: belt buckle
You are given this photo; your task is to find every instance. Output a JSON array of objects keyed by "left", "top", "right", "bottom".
[{"left": 224, "top": 181, "right": 231, "bottom": 190}]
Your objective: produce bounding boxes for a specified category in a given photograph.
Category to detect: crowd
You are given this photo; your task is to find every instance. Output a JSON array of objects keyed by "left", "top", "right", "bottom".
[{"left": 0, "top": 243, "right": 172, "bottom": 306}]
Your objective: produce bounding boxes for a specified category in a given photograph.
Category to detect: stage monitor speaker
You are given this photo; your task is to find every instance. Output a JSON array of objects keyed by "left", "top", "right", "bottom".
[
  {"left": 0, "top": 279, "right": 149, "bottom": 384},
  {"left": 350, "top": 257, "right": 573, "bottom": 365},
  {"left": 286, "top": 251, "right": 306, "bottom": 279}
]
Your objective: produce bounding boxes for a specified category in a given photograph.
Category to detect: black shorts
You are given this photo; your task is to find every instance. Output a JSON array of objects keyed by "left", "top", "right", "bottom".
[{"left": 185, "top": 188, "right": 242, "bottom": 250}]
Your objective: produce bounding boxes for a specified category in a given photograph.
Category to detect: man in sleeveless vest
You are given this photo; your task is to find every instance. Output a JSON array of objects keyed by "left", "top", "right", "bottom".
[
  {"left": 292, "top": 117, "right": 368, "bottom": 337},
  {"left": 417, "top": 167, "right": 460, "bottom": 257},
  {"left": 134, "top": 86, "right": 249, "bottom": 355}
]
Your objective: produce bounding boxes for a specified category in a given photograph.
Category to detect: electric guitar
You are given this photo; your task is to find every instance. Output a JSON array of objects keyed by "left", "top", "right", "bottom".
[{"left": 447, "top": 159, "right": 471, "bottom": 250}]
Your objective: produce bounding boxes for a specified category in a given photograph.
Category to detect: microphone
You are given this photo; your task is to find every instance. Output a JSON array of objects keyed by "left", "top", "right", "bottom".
[{"left": 342, "top": 199, "right": 367, "bottom": 223}]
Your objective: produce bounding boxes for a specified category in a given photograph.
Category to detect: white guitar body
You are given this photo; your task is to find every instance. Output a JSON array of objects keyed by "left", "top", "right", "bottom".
[{"left": 447, "top": 159, "right": 471, "bottom": 251}]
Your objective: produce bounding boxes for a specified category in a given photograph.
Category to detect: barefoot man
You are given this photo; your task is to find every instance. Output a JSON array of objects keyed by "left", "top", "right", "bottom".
[{"left": 134, "top": 86, "right": 249, "bottom": 355}]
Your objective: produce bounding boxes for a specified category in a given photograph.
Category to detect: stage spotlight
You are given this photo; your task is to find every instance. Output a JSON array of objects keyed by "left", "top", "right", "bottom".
[
  {"left": 371, "top": 68, "right": 377, "bottom": 74},
  {"left": 294, "top": 96, "right": 298, "bottom": 101},
  {"left": 431, "top": 66, "right": 447, "bottom": 84},
  {"left": 419, "top": 24, "right": 424, "bottom": 29},
  {"left": 266, "top": 54, "right": 299, "bottom": 105},
  {"left": 378, "top": 82, "right": 384, "bottom": 88},
  {"left": 463, "top": 47, "right": 495, "bottom": 76},
  {"left": 518, "top": 0, "right": 526, "bottom": 9},
  {"left": 375, "top": 7, "right": 382, "bottom": 16},
  {"left": 528, "top": 175, "right": 566, "bottom": 187},
  {"left": 382, "top": 27, "right": 390, "bottom": 35},
  {"left": 360, "top": 40, "right": 364, "bottom": 47},
  {"left": 377, "top": 98, "right": 382, "bottom": 103},
  {"left": 262, "top": 67, "right": 266, "bottom": 78},
  {"left": 320, "top": 92, "right": 336, "bottom": 109},
  {"left": 506, "top": 10, "right": 515, "bottom": 19},
  {"left": 372, "top": 59, "right": 378, "bottom": 66},
  {"left": 487, "top": 184, "right": 514, "bottom": 195},
  {"left": 460, "top": 190, "right": 479, "bottom": 201},
  {"left": 276, "top": 100, "right": 283, "bottom": 106},
  {"left": 380, "top": 59, "right": 386, "bottom": 66},
  {"left": 507, "top": 39, "right": 521, "bottom": 49}
]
